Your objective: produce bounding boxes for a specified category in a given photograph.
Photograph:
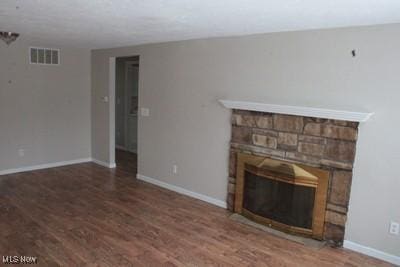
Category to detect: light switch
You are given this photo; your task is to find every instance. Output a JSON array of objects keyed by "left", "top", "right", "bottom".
[
  {"left": 141, "top": 107, "right": 150, "bottom": 117},
  {"left": 101, "top": 96, "right": 109, "bottom": 103}
]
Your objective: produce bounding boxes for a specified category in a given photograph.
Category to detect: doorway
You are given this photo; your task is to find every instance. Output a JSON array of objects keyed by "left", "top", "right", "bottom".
[{"left": 114, "top": 56, "right": 139, "bottom": 173}]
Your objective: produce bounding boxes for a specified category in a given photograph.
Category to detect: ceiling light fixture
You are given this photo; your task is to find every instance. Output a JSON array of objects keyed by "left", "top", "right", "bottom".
[{"left": 0, "top": 31, "right": 20, "bottom": 45}]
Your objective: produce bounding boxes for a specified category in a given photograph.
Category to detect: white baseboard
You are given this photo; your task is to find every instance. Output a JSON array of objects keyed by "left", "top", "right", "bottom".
[
  {"left": 0, "top": 158, "right": 92, "bottom": 176},
  {"left": 0, "top": 157, "right": 118, "bottom": 176},
  {"left": 344, "top": 240, "right": 400, "bottom": 266},
  {"left": 137, "top": 174, "right": 227, "bottom": 209},
  {"left": 92, "top": 158, "right": 116, "bottom": 168}
]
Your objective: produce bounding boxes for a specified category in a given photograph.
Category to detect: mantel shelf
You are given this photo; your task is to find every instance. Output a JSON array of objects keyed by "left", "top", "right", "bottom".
[{"left": 219, "top": 100, "right": 373, "bottom": 122}]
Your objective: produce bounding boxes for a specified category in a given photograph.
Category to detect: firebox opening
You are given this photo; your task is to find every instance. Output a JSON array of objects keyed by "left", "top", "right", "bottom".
[
  {"left": 234, "top": 153, "right": 329, "bottom": 240},
  {"left": 243, "top": 170, "right": 316, "bottom": 229}
]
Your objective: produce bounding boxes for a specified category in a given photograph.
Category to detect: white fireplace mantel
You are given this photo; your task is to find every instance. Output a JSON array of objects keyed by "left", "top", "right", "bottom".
[{"left": 219, "top": 100, "right": 373, "bottom": 122}]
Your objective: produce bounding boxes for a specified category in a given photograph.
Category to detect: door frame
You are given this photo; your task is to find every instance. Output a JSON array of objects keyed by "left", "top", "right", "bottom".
[
  {"left": 109, "top": 57, "right": 116, "bottom": 168},
  {"left": 108, "top": 56, "right": 140, "bottom": 168}
]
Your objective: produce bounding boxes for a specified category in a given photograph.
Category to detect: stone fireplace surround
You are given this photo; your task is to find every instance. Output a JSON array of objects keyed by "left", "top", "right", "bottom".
[{"left": 227, "top": 109, "right": 360, "bottom": 246}]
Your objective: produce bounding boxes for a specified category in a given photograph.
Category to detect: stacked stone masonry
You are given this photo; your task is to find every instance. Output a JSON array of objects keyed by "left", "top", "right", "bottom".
[{"left": 228, "top": 109, "right": 359, "bottom": 246}]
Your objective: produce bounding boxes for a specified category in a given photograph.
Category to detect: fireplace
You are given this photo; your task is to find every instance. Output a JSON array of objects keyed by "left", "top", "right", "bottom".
[
  {"left": 235, "top": 153, "right": 329, "bottom": 239},
  {"left": 226, "top": 108, "right": 363, "bottom": 245}
]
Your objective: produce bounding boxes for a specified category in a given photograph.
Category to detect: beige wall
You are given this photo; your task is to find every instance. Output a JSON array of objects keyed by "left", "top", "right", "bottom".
[
  {"left": 0, "top": 38, "right": 91, "bottom": 171},
  {"left": 91, "top": 24, "right": 400, "bottom": 256}
]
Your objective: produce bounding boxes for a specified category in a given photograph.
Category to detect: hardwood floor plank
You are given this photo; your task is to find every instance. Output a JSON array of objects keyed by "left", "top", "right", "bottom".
[{"left": 0, "top": 150, "right": 394, "bottom": 266}]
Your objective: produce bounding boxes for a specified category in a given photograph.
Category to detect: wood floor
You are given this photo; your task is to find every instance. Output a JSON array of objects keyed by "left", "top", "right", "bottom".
[
  {"left": 116, "top": 149, "right": 137, "bottom": 174},
  {"left": 0, "top": 152, "right": 393, "bottom": 266}
]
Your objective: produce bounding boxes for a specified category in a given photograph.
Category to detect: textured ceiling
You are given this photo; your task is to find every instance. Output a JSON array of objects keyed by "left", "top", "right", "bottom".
[{"left": 1, "top": 0, "right": 400, "bottom": 49}]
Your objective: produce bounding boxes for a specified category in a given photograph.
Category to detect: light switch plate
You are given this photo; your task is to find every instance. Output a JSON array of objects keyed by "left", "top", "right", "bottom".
[{"left": 141, "top": 107, "right": 150, "bottom": 117}]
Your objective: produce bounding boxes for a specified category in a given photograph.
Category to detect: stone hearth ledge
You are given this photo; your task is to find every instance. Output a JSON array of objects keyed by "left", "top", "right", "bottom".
[{"left": 219, "top": 100, "right": 373, "bottom": 122}]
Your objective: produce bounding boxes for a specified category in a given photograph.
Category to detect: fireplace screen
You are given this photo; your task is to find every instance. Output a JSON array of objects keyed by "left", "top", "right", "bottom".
[
  {"left": 243, "top": 170, "right": 315, "bottom": 229},
  {"left": 235, "top": 153, "right": 329, "bottom": 239}
]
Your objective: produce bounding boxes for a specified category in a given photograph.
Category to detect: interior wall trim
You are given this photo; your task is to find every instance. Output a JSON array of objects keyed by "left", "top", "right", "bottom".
[
  {"left": 137, "top": 173, "right": 227, "bottom": 209},
  {"left": 343, "top": 240, "right": 400, "bottom": 266},
  {"left": 92, "top": 158, "right": 117, "bottom": 168},
  {"left": 0, "top": 158, "right": 92, "bottom": 175},
  {"left": 219, "top": 100, "right": 373, "bottom": 122}
]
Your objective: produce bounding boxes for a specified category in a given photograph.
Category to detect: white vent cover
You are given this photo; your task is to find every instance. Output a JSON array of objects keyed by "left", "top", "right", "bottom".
[{"left": 30, "top": 47, "right": 59, "bottom": 65}]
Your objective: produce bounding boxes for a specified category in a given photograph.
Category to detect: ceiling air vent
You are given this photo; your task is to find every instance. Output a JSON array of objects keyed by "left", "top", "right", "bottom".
[{"left": 30, "top": 47, "right": 59, "bottom": 65}]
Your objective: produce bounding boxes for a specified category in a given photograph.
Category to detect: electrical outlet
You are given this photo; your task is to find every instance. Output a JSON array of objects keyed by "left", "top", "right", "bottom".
[
  {"left": 389, "top": 221, "right": 399, "bottom": 235},
  {"left": 173, "top": 164, "right": 178, "bottom": 174},
  {"left": 18, "top": 149, "right": 25, "bottom": 157}
]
